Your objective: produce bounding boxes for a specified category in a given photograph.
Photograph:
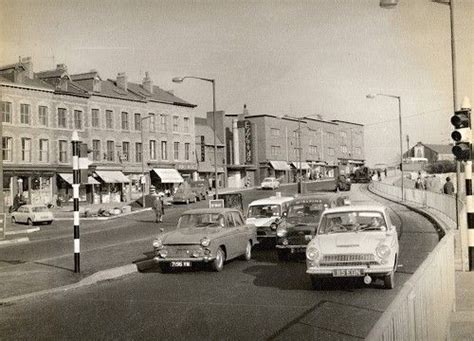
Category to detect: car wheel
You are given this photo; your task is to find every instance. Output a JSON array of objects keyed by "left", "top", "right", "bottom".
[
  {"left": 211, "top": 247, "right": 225, "bottom": 272},
  {"left": 383, "top": 271, "right": 395, "bottom": 289},
  {"left": 159, "top": 263, "right": 171, "bottom": 274},
  {"left": 277, "top": 249, "right": 290, "bottom": 261},
  {"left": 12, "top": 217, "right": 16, "bottom": 224},
  {"left": 310, "top": 275, "right": 324, "bottom": 290},
  {"left": 241, "top": 241, "right": 252, "bottom": 261},
  {"left": 27, "top": 218, "right": 33, "bottom": 226}
]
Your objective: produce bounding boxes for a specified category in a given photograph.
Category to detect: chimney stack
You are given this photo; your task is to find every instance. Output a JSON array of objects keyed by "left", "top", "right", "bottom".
[
  {"left": 116, "top": 72, "right": 128, "bottom": 91},
  {"left": 20, "top": 57, "right": 34, "bottom": 79},
  {"left": 56, "top": 63, "right": 67, "bottom": 72},
  {"left": 142, "top": 72, "right": 153, "bottom": 94}
]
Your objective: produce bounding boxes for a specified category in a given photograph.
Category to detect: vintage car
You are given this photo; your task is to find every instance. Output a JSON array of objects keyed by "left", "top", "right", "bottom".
[
  {"left": 11, "top": 204, "right": 54, "bottom": 225},
  {"left": 336, "top": 175, "right": 351, "bottom": 191},
  {"left": 260, "top": 177, "right": 280, "bottom": 190},
  {"left": 153, "top": 208, "right": 257, "bottom": 272},
  {"left": 306, "top": 205, "right": 399, "bottom": 289},
  {"left": 275, "top": 193, "right": 349, "bottom": 260},
  {"left": 172, "top": 182, "right": 197, "bottom": 204},
  {"left": 246, "top": 195, "right": 294, "bottom": 241},
  {"left": 189, "top": 180, "right": 209, "bottom": 201}
]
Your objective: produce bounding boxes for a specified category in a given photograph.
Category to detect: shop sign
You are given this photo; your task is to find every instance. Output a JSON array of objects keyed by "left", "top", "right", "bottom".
[
  {"left": 244, "top": 120, "right": 252, "bottom": 164},
  {"left": 200, "top": 136, "right": 205, "bottom": 162},
  {"left": 209, "top": 199, "right": 224, "bottom": 208},
  {"left": 176, "top": 163, "right": 197, "bottom": 171}
]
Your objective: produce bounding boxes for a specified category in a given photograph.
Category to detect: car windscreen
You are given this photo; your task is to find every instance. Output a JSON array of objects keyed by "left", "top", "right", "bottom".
[
  {"left": 32, "top": 206, "right": 49, "bottom": 212},
  {"left": 177, "top": 213, "right": 224, "bottom": 229},
  {"left": 247, "top": 204, "right": 281, "bottom": 218},
  {"left": 287, "top": 202, "right": 325, "bottom": 224},
  {"left": 318, "top": 211, "right": 387, "bottom": 234},
  {"left": 262, "top": 178, "right": 274, "bottom": 182}
]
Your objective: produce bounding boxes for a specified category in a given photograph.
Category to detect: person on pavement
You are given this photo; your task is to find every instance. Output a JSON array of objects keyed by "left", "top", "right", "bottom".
[{"left": 443, "top": 177, "right": 455, "bottom": 195}]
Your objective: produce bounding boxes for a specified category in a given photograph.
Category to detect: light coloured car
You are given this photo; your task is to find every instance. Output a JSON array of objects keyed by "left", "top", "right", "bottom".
[
  {"left": 246, "top": 195, "right": 294, "bottom": 241},
  {"left": 306, "top": 205, "right": 398, "bottom": 289},
  {"left": 260, "top": 177, "right": 280, "bottom": 190},
  {"left": 11, "top": 205, "right": 54, "bottom": 225},
  {"left": 153, "top": 208, "right": 257, "bottom": 272}
]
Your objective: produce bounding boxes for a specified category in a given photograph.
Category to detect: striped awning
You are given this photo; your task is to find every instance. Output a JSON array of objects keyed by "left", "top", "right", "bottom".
[{"left": 58, "top": 173, "right": 100, "bottom": 185}]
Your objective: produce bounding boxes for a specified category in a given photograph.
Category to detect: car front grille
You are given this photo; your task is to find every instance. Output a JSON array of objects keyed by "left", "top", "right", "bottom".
[
  {"left": 320, "top": 253, "right": 378, "bottom": 266},
  {"left": 160, "top": 245, "right": 202, "bottom": 258}
]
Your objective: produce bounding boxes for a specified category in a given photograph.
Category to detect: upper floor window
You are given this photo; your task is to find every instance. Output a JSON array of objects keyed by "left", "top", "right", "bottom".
[
  {"left": 1, "top": 101, "right": 12, "bottom": 123},
  {"left": 294, "top": 147, "right": 301, "bottom": 159},
  {"left": 92, "top": 140, "right": 101, "bottom": 161},
  {"left": 327, "top": 147, "right": 335, "bottom": 156},
  {"left": 134, "top": 113, "right": 141, "bottom": 131},
  {"left": 309, "top": 145, "right": 318, "bottom": 155},
  {"left": 271, "top": 145, "right": 280, "bottom": 157},
  {"left": 173, "top": 116, "right": 179, "bottom": 132},
  {"left": 106, "top": 141, "right": 115, "bottom": 161},
  {"left": 160, "top": 114, "right": 167, "bottom": 131},
  {"left": 173, "top": 142, "right": 179, "bottom": 160},
  {"left": 341, "top": 145, "right": 348, "bottom": 154},
  {"left": 20, "top": 104, "right": 30, "bottom": 124},
  {"left": 91, "top": 109, "right": 100, "bottom": 128},
  {"left": 2, "top": 137, "right": 12, "bottom": 161},
  {"left": 183, "top": 117, "right": 190, "bottom": 133},
  {"left": 161, "top": 141, "right": 168, "bottom": 160},
  {"left": 340, "top": 131, "right": 347, "bottom": 140},
  {"left": 135, "top": 142, "right": 142, "bottom": 163},
  {"left": 21, "top": 137, "right": 31, "bottom": 162},
  {"left": 38, "top": 106, "right": 48, "bottom": 126},
  {"left": 39, "top": 139, "right": 49, "bottom": 162},
  {"left": 59, "top": 140, "right": 68, "bottom": 162},
  {"left": 106, "top": 110, "right": 113, "bottom": 129},
  {"left": 327, "top": 132, "right": 335, "bottom": 143},
  {"left": 355, "top": 147, "right": 361, "bottom": 155},
  {"left": 271, "top": 128, "right": 280, "bottom": 136},
  {"left": 58, "top": 108, "right": 67, "bottom": 128},
  {"left": 74, "top": 110, "right": 83, "bottom": 129},
  {"left": 149, "top": 113, "right": 156, "bottom": 132},
  {"left": 122, "top": 142, "right": 130, "bottom": 162},
  {"left": 150, "top": 140, "right": 157, "bottom": 160},
  {"left": 185, "top": 143, "right": 190, "bottom": 161},
  {"left": 121, "top": 112, "right": 129, "bottom": 130}
]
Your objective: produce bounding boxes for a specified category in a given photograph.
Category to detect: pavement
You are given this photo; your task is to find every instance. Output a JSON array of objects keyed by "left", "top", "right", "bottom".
[{"left": 375, "top": 173, "right": 474, "bottom": 340}]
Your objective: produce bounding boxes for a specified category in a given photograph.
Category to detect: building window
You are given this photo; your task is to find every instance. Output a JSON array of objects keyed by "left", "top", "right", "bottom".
[
  {"left": 173, "top": 116, "right": 179, "bottom": 132},
  {"left": 20, "top": 104, "right": 30, "bottom": 124},
  {"left": 106, "top": 141, "right": 114, "bottom": 161},
  {"left": 341, "top": 145, "right": 348, "bottom": 154},
  {"left": 39, "top": 139, "right": 49, "bottom": 162},
  {"left": 91, "top": 109, "right": 99, "bottom": 128},
  {"left": 1, "top": 101, "right": 12, "bottom": 123},
  {"left": 185, "top": 143, "right": 190, "bottom": 161},
  {"left": 38, "top": 106, "right": 48, "bottom": 126},
  {"left": 271, "top": 145, "right": 280, "bottom": 157},
  {"left": 2, "top": 137, "right": 12, "bottom": 161},
  {"left": 173, "top": 142, "right": 179, "bottom": 160},
  {"left": 294, "top": 148, "right": 301, "bottom": 160},
  {"left": 183, "top": 117, "right": 190, "bottom": 133},
  {"left": 149, "top": 113, "right": 155, "bottom": 132},
  {"left": 134, "top": 113, "right": 141, "bottom": 131},
  {"left": 121, "top": 112, "right": 129, "bottom": 130},
  {"left": 327, "top": 147, "right": 335, "bottom": 156},
  {"left": 58, "top": 108, "right": 67, "bottom": 128},
  {"left": 92, "top": 140, "right": 101, "bottom": 161},
  {"left": 309, "top": 145, "right": 318, "bottom": 155},
  {"left": 122, "top": 142, "right": 130, "bottom": 162},
  {"left": 160, "top": 114, "right": 167, "bottom": 131},
  {"left": 327, "top": 132, "right": 335, "bottom": 143},
  {"left": 150, "top": 140, "right": 157, "bottom": 160},
  {"left": 355, "top": 147, "right": 361, "bottom": 156},
  {"left": 106, "top": 110, "right": 113, "bottom": 129},
  {"left": 135, "top": 142, "right": 142, "bottom": 163},
  {"left": 340, "top": 131, "right": 347, "bottom": 142},
  {"left": 59, "top": 140, "right": 68, "bottom": 163},
  {"left": 74, "top": 110, "right": 83, "bottom": 129},
  {"left": 21, "top": 138, "right": 32, "bottom": 162},
  {"left": 271, "top": 128, "right": 280, "bottom": 136},
  {"left": 161, "top": 141, "right": 168, "bottom": 160}
]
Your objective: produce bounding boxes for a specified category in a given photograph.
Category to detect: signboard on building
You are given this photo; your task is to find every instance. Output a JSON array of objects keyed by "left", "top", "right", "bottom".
[
  {"left": 200, "top": 136, "right": 205, "bottom": 162},
  {"left": 209, "top": 199, "right": 224, "bottom": 208},
  {"left": 0, "top": 213, "right": 5, "bottom": 240},
  {"left": 243, "top": 120, "right": 252, "bottom": 164}
]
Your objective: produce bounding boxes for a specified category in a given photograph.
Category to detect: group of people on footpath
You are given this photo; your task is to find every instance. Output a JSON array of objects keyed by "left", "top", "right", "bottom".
[{"left": 414, "top": 171, "right": 454, "bottom": 195}]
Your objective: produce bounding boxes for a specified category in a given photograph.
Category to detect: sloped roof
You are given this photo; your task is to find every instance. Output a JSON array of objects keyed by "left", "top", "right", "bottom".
[
  {"left": 0, "top": 73, "right": 54, "bottom": 91},
  {"left": 424, "top": 144, "right": 453, "bottom": 155},
  {"left": 127, "top": 82, "right": 195, "bottom": 107}
]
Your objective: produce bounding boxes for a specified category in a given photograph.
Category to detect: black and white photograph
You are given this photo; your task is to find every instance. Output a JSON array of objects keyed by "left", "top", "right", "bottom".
[{"left": 0, "top": 0, "right": 473, "bottom": 339}]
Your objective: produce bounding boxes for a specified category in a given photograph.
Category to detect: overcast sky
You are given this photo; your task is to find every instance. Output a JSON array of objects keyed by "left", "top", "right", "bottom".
[{"left": 1, "top": 0, "right": 472, "bottom": 167}]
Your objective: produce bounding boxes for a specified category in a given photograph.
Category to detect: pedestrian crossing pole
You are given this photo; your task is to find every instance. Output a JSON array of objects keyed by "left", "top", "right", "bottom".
[{"left": 72, "top": 130, "right": 81, "bottom": 273}]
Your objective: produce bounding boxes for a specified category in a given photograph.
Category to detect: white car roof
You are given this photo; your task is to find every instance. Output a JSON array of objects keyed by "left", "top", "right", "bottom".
[
  {"left": 322, "top": 205, "right": 386, "bottom": 214},
  {"left": 248, "top": 196, "right": 294, "bottom": 206}
]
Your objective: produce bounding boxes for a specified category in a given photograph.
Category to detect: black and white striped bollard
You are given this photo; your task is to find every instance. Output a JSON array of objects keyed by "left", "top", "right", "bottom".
[{"left": 72, "top": 130, "right": 81, "bottom": 273}]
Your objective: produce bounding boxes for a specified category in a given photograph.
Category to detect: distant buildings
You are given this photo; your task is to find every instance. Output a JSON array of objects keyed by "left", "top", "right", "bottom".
[{"left": 403, "top": 142, "right": 455, "bottom": 163}]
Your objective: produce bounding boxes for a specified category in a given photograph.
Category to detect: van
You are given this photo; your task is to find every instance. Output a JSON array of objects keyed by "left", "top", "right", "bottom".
[{"left": 246, "top": 195, "right": 294, "bottom": 240}]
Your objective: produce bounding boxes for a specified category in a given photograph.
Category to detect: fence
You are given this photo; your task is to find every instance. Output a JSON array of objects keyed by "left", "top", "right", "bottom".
[{"left": 367, "top": 182, "right": 457, "bottom": 341}]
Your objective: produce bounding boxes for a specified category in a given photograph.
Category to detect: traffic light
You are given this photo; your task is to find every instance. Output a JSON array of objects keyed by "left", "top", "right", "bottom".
[{"left": 451, "top": 109, "right": 472, "bottom": 161}]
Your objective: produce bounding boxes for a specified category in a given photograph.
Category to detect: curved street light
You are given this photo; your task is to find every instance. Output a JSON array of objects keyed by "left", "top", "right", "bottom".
[{"left": 172, "top": 76, "right": 219, "bottom": 199}]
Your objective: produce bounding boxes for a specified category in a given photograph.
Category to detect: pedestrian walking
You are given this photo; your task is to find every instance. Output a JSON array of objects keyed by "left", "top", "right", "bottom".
[
  {"left": 150, "top": 186, "right": 164, "bottom": 223},
  {"left": 377, "top": 170, "right": 381, "bottom": 181},
  {"left": 415, "top": 176, "right": 424, "bottom": 190},
  {"left": 443, "top": 177, "right": 455, "bottom": 195}
]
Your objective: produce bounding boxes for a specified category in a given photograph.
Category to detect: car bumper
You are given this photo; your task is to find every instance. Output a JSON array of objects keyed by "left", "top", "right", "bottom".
[
  {"left": 306, "top": 265, "right": 394, "bottom": 276},
  {"left": 153, "top": 256, "right": 216, "bottom": 263},
  {"left": 276, "top": 244, "right": 307, "bottom": 251}
]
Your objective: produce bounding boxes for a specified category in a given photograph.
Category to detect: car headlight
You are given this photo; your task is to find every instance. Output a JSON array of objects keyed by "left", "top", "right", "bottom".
[
  {"left": 158, "top": 249, "right": 168, "bottom": 258},
  {"left": 270, "top": 223, "right": 277, "bottom": 230},
  {"left": 306, "top": 247, "right": 320, "bottom": 261},
  {"left": 376, "top": 244, "right": 391, "bottom": 259},
  {"left": 276, "top": 227, "right": 287, "bottom": 237},
  {"left": 153, "top": 239, "right": 163, "bottom": 249},
  {"left": 200, "top": 237, "right": 210, "bottom": 247}
]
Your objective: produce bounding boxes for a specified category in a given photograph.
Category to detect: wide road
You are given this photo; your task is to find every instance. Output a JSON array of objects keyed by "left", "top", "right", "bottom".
[{"left": 0, "top": 184, "right": 440, "bottom": 340}]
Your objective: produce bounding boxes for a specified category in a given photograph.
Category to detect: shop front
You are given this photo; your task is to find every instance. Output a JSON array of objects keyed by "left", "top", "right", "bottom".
[
  {"left": 196, "top": 164, "right": 225, "bottom": 190},
  {"left": 268, "top": 161, "right": 291, "bottom": 183},
  {"left": 93, "top": 170, "right": 131, "bottom": 203},
  {"left": 57, "top": 173, "right": 100, "bottom": 204},
  {"left": 175, "top": 163, "right": 198, "bottom": 183},
  {"left": 290, "top": 161, "right": 311, "bottom": 182},
  {"left": 151, "top": 168, "right": 184, "bottom": 195}
]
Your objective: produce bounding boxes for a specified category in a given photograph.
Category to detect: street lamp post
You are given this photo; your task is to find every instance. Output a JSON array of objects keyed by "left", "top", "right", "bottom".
[
  {"left": 173, "top": 76, "right": 219, "bottom": 199},
  {"left": 140, "top": 115, "right": 153, "bottom": 208},
  {"left": 366, "top": 93, "right": 404, "bottom": 201}
]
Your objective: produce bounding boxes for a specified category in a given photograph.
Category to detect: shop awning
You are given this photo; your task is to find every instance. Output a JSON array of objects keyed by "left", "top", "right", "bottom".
[
  {"left": 291, "top": 161, "right": 311, "bottom": 170},
  {"left": 269, "top": 161, "right": 291, "bottom": 171},
  {"left": 94, "top": 170, "right": 130, "bottom": 183},
  {"left": 152, "top": 168, "right": 184, "bottom": 183},
  {"left": 310, "top": 161, "right": 327, "bottom": 166},
  {"left": 58, "top": 173, "right": 100, "bottom": 185}
]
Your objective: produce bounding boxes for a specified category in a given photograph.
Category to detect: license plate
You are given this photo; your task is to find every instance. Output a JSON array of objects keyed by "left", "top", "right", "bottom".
[
  {"left": 290, "top": 247, "right": 305, "bottom": 253},
  {"left": 333, "top": 269, "right": 364, "bottom": 277},
  {"left": 170, "top": 261, "right": 191, "bottom": 267}
]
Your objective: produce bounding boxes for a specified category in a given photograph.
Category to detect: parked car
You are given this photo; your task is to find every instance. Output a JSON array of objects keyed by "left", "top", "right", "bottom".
[
  {"left": 172, "top": 183, "right": 197, "bottom": 204},
  {"left": 246, "top": 195, "right": 294, "bottom": 241},
  {"left": 275, "top": 193, "right": 349, "bottom": 260},
  {"left": 261, "top": 177, "right": 280, "bottom": 190},
  {"left": 11, "top": 204, "right": 54, "bottom": 225},
  {"left": 153, "top": 208, "right": 257, "bottom": 272},
  {"left": 336, "top": 175, "right": 351, "bottom": 191},
  {"left": 306, "top": 205, "right": 399, "bottom": 290},
  {"left": 189, "top": 180, "right": 209, "bottom": 201}
]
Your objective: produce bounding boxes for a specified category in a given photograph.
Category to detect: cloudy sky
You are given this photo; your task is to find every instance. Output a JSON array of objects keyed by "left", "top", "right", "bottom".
[{"left": 1, "top": 0, "right": 472, "bottom": 166}]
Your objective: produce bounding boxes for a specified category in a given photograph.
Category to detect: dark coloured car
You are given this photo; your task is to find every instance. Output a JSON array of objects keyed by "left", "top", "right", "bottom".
[
  {"left": 336, "top": 175, "right": 351, "bottom": 191},
  {"left": 189, "top": 180, "right": 209, "bottom": 201},
  {"left": 275, "top": 193, "right": 350, "bottom": 260}
]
